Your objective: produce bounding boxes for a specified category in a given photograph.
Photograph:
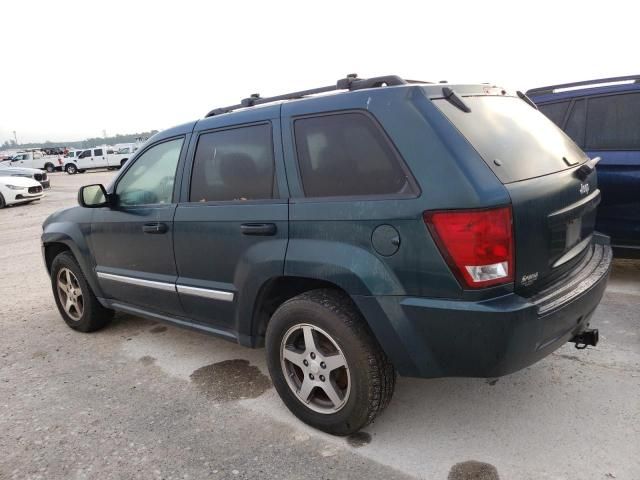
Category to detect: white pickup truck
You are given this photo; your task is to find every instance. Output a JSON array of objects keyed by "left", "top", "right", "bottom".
[
  {"left": 62, "top": 147, "right": 132, "bottom": 174},
  {"left": 3, "top": 151, "right": 62, "bottom": 173}
]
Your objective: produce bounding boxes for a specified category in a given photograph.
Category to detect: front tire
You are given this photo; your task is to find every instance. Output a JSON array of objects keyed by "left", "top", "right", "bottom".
[
  {"left": 50, "top": 252, "right": 113, "bottom": 332},
  {"left": 65, "top": 164, "right": 77, "bottom": 175},
  {"left": 0, "top": 193, "right": 5, "bottom": 209},
  {"left": 266, "top": 289, "right": 395, "bottom": 435}
]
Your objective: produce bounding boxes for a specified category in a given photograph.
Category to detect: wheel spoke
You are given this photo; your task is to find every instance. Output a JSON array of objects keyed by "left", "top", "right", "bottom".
[
  {"left": 64, "top": 297, "right": 74, "bottom": 314},
  {"left": 283, "top": 347, "right": 306, "bottom": 369},
  {"left": 323, "top": 352, "right": 347, "bottom": 372},
  {"left": 302, "top": 326, "right": 317, "bottom": 353},
  {"left": 64, "top": 269, "right": 71, "bottom": 286},
  {"left": 321, "top": 379, "right": 343, "bottom": 408},
  {"left": 297, "top": 378, "right": 314, "bottom": 403}
]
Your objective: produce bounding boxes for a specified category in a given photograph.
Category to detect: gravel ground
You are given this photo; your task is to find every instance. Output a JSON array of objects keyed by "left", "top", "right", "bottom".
[{"left": 0, "top": 171, "right": 638, "bottom": 480}]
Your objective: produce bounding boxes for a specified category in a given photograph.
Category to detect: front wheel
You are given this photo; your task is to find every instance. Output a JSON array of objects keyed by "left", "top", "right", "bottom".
[
  {"left": 265, "top": 289, "right": 395, "bottom": 435},
  {"left": 50, "top": 251, "right": 113, "bottom": 332},
  {"left": 0, "top": 193, "right": 5, "bottom": 209},
  {"left": 65, "top": 164, "right": 77, "bottom": 175}
]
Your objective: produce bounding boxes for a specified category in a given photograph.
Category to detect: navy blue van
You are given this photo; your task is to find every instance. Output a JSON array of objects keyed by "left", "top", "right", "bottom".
[{"left": 527, "top": 75, "right": 640, "bottom": 256}]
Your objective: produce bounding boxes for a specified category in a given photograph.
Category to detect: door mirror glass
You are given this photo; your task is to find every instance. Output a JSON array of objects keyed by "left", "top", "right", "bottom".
[{"left": 78, "top": 184, "right": 109, "bottom": 208}]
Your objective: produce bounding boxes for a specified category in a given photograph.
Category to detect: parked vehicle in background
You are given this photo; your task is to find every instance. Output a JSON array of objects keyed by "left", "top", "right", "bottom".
[
  {"left": 0, "top": 175, "right": 44, "bottom": 208},
  {"left": 113, "top": 142, "right": 140, "bottom": 156},
  {"left": 64, "top": 149, "right": 83, "bottom": 162},
  {"left": 528, "top": 75, "right": 640, "bottom": 257},
  {"left": 43, "top": 74, "right": 611, "bottom": 435},
  {"left": 0, "top": 165, "right": 50, "bottom": 188},
  {"left": 62, "top": 147, "right": 132, "bottom": 174},
  {"left": 5, "top": 151, "right": 62, "bottom": 173}
]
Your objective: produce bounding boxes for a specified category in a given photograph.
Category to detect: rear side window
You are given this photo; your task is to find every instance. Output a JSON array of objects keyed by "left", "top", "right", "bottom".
[
  {"left": 190, "top": 124, "right": 275, "bottom": 202},
  {"left": 564, "top": 99, "right": 586, "bottom": 147},
  {"left": 586, "top": 93, "right": 640, "bottom": 150},
  {"left": 293, "top": 113, "right": 412, "bottom": 197},
  {"left": 538, "top": 101, "right": 570, "bottom": 127},
  {"left": 94, "top": 148, "right": 103, "bottom": 156}
]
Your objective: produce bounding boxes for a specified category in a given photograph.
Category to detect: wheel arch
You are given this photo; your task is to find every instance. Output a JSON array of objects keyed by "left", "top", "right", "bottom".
[
  {"left": 245, "top": 276, "right": 352, "bottom": 348},
  {"left": 42, "top": 232, "right": 104, "bottom": 299}
]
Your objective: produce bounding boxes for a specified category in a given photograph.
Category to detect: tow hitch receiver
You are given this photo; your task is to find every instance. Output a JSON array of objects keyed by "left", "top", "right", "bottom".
[{"left": 570, "top": 329, "right": 599, "bottom": 349}]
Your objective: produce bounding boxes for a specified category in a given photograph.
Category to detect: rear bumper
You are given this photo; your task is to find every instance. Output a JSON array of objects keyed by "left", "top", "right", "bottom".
[{"left": 354, "top": 238, "right": 612, "bottom": 378}]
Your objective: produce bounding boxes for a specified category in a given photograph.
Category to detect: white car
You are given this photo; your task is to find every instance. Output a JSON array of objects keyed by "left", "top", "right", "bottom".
[
  {"left": 0, "top": 176, "right": 44, "bottom": 208},
  {"left": 0, "top": 165, "right": 50, "bottom": 188}
]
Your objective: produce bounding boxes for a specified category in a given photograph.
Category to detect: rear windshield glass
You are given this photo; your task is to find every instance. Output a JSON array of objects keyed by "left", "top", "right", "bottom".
[{"left": 434, "top": 96, "right": 589, "bottom": 183}]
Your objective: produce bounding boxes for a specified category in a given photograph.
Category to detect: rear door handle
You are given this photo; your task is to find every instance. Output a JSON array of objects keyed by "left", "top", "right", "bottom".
[
  {"left": 142, "top": 222, "right": 168, "bottom": 234},
  {"left": 240, "top": 223, "right": 277, "bottom": 236}
]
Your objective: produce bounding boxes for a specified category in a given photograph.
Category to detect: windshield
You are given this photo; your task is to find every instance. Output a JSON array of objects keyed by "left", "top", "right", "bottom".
[{"left": 434, "top": 95, "right": 589, "bottom": 183}]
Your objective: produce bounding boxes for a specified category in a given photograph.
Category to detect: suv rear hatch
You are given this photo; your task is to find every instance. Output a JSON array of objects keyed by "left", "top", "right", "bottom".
[{"left": 433, "top": 88, "right": 600, "bottom": 292}]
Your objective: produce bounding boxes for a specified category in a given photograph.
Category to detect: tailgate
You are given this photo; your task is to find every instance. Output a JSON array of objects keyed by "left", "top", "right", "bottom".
[
  {"left": 505, "top": 167, "right": 599, "bottom": 290},
  {"left": 433, "top": 90, "right": 599, "bottom": 291}
]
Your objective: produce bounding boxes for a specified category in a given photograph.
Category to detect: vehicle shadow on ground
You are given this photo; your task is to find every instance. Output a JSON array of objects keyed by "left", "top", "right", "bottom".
[{"left": 86, "top": 310, "right": 636, "bottom": 479}]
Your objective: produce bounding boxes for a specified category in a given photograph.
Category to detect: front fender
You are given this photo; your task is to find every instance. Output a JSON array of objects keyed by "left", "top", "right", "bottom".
[
  {"left": 42, "top": 221, "right": 103, "bottom": 298},
  {"left": 284, "top": 239, "right": 405, "bottom": 296}
]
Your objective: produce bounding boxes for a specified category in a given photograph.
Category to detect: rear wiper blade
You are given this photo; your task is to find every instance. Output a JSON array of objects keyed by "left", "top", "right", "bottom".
[
  {"left": 517, "top": 90, "right": 538, "bottom": 109},
  {"left": 442, "top": 87, "right": 471, "bottom": 113},
  {"left": 575, "top": 156, "right": 601, "bottom": 180}
]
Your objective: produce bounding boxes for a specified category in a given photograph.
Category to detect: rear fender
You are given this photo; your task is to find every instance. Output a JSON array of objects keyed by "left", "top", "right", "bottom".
[{"left": 284, "top": 239, "right": 405, "bottom": 296}]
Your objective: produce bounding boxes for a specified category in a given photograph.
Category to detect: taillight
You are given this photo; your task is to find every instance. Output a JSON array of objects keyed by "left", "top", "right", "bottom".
[{"left": 424, "top": 206, "right": 514, "bottom": 288}]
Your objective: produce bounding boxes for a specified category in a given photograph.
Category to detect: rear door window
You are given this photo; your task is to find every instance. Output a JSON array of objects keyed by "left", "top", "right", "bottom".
[
  {"left": 293, "top": 112, "right": 414, "bottom": 197},
  {"left": 538, "top": 101, "right": 570, "bottom": 127},
  {"left": 434, "top": 95, "right": 589, "bottom": 184},
  {"left": 585, "top": 93, "right": 640, "bottom": 150},
  {"left": 94, "top": 148, "right": 103, "bottom": 156},
  {"left": 189, "top": 124, "right": 275, "bottom": 202}
]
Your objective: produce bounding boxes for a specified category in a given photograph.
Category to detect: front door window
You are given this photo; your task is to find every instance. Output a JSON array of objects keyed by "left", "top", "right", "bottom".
[{"left": 116, "top": 138, "right": 184, "bottom": 206}]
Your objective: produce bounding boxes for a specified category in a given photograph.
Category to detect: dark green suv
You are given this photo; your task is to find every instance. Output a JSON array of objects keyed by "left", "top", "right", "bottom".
[{"left": 42, "top": 75, "right": 612, "bottom": 435}]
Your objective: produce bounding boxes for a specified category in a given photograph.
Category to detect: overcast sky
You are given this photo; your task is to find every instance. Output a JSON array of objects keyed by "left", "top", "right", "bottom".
[{"left": 1, "top": 0, "right": 635, "bottom": 144}]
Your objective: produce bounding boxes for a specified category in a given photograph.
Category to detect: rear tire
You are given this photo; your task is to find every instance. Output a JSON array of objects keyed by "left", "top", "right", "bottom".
[
  {"left": 0, "top": 193, "right": 5, "bottom": 209},
  {"left": 45, "top": 163, "right": 55, "bottom": 173},
  {"left": 50, "top": 251, "right": 113, "bottom": 332},
  {"left": 120, "top": 159, "right": 127, "bottom": 168},
  {"left": 265, "top": 289, "right": 395, "bottom": 435},
  {"left": 65, "top": 164, "right": 77, "bottom": 175}
]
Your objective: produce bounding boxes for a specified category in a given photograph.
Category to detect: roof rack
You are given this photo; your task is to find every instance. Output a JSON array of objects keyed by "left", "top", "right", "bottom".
[
  {"left": 526, "top": 74, "right": 640, "bottom": 96},
  {"left": 204, "top": 74, "right": 426, "bottom": 118}
]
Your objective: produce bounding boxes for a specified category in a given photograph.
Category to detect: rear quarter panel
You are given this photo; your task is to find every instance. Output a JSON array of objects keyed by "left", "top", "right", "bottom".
[{"left": 281, "top": 86, "right": 511, "bottom": 299}]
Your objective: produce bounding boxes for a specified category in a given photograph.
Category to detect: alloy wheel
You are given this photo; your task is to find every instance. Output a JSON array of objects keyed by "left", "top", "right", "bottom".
[
  {"left": 280, "top": 323, "right": 351, "bottom": 414},
  {"left": 56, "top": 268, "right": 84, "bottom": 321}
]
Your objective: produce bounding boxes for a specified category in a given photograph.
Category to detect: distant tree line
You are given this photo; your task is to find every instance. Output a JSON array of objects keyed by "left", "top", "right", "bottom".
[{"left": 1, "top": 130, "right": 159, "bottom": 150}]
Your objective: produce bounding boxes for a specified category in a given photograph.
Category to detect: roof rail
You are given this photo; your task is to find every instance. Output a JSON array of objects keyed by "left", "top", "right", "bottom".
[
  {"left": 526, "top": 74, "right": 640, "bottom": 96},
  {"left": 204, "top": 74, "right": 421, "bottom": 118}
]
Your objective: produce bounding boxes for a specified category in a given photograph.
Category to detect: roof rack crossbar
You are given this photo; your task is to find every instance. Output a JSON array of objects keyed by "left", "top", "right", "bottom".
[
  {"left": 204, "top": 74, "right": 415, "bottom": 117},
  {"left": 526, "top": 74, "right": 640, "bottom": 96}
]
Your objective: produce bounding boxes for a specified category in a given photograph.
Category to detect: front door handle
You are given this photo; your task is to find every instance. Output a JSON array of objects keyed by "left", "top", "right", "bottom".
[
  {"left": 142, "top": 222, "right": 168, "bottom": 234},
  {"left": 240, "top": 223, "right": 277, "bottom": 236}
]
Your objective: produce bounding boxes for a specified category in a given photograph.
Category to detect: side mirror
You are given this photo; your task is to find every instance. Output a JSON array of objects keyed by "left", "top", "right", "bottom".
[{"left": 78, "top": 184, "right": 111, "bottom": 208}]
